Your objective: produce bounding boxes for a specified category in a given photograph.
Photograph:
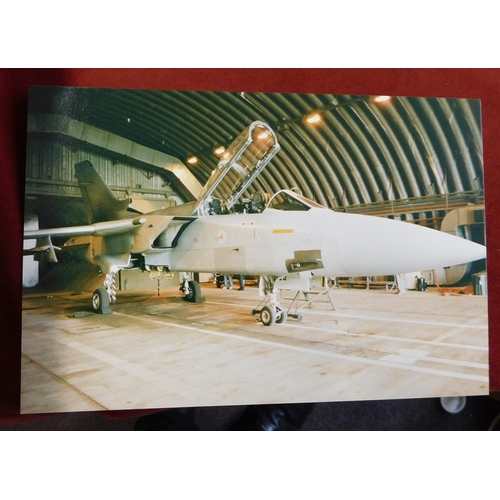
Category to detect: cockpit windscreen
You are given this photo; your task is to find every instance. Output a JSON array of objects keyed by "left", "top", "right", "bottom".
[{"left": 266, "top": 190, "right": 326, "bottom": 211}]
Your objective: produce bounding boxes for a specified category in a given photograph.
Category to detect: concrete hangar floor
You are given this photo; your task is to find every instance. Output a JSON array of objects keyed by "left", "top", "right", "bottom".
[{"left": 20, "top": 280, "right": 489, "bottom": 415}]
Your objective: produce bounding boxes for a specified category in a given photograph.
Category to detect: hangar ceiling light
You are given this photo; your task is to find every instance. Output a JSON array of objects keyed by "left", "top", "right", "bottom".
[
  {"left": 305, "top": 112, "right": 322, "bottom": 124},
  {"left": 373, "top": 95, "right": 391, "bottom": 103}
]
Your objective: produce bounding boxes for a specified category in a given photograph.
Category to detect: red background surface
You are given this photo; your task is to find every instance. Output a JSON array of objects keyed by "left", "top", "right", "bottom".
[{"left": 1, "top": 68, "right": 498, "bottom": 424}]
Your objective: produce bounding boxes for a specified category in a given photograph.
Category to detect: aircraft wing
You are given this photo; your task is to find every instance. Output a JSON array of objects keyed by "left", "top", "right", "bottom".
[
  {"left": 23, "top": 217, "right": 147, "bottom": 263},
  {"left": 23, "top": 217, "right": 147, "bottom": 240}
]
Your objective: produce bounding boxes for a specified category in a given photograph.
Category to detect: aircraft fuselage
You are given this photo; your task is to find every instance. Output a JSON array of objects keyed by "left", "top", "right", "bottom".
[{"left": 140, "top": 207, "right": 486, "bottom": 278}]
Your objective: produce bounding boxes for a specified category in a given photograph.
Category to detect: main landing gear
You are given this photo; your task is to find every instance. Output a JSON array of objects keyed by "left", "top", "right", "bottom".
[
  {"left": 180, "top": 273, "right": 205, "bottom": 303},
  {"left": 92, "top": 270, "right": 116, "bottom": 314},
  {"left": 252, "top": 276, "right": 288, "bottom": 326}
]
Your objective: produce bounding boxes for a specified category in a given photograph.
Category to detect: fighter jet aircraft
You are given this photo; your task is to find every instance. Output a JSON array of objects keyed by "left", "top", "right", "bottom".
[{"left": 24, "top": 121, "right": 487, "bottom": 325}]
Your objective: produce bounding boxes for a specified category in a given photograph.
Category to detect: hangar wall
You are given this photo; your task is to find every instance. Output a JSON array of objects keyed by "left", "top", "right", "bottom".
[
  {"left": 24, "top": 134, "right": 188, "bottom": 291},
  {"left": 25, "top": 137, "right": 184, "bottom": 225}
]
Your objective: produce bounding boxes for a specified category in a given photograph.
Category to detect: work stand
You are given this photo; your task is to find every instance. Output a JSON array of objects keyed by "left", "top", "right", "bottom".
[
  {"left": 282, "top": 285, "right": 338, "bottom": 319},
  {"left": 251, "top": 284, "right": 337, "bottom": 323}
]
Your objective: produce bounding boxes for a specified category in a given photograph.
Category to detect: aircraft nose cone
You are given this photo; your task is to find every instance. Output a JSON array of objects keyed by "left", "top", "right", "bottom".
[{"left": 331, "top": 213, "right": 486, "bottom": 277}]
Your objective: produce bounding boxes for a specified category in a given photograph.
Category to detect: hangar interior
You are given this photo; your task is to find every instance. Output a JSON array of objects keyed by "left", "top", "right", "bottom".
[
  {"left": 21, "top": 87, "right": 488, "bottom": 416},
  {"left": 24, "top": 88, "right": 486, "bottom": 289}
]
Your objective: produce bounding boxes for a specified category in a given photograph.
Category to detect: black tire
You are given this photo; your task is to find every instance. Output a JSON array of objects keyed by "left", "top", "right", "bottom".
[
  {"left": 260, "top": 306, "right": 276, "bottom": 326},
  {"left": 185, "top": 280, "right": 202, "bottom": 302},
  {"left": 92, "top": 287, "right": 110, "bottom": 314},
  {"left": 276, "top": 308, "right": 288, "bottom": 324}
]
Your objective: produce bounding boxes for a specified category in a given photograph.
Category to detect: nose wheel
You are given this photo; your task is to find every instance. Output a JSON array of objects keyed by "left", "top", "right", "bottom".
[
  {"left": 252, "top": 275, "right": 307, "bottom": 326},
  {"left": 259, "top": 306, "right": 276, "bottom": 326},
  {"left": 259, "top": 305, "right": 287, "bottom": 326},
  {"left": 253, "top": 276, "right": 289, "bottom": 326},
  {"left": 276, "top": 308, "right": 288, "bottom": 324}
]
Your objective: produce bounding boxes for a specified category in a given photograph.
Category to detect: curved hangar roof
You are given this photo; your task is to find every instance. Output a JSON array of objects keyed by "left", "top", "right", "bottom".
[{"left": 29, "top": 86, "right": 484, "bottom": 224}]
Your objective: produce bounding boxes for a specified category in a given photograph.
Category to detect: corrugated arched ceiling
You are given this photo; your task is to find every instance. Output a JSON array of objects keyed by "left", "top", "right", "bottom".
[{"left": 29, "top": 86, "right": 484, "bottom": 223}]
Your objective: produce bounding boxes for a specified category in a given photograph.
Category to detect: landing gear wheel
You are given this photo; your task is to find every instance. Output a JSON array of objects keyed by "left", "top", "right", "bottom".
[
  {"left": 276, "top": 308, "right": 288, "bottom": 324},
  {"left": 92, "top": 287, "right": 110, "bottom": 314},
  {"left": 260, "top": 306, "right": 276, "bottom": 326},
  {"left": 185, "top": 280, "right": 202, "bottom": 302}
]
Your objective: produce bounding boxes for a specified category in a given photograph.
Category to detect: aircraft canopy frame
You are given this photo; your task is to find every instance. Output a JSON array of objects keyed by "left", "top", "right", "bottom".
[
  {"left": 192, "top": 121, "right": 281, "bottom": 216},
  {"left": 266, "top": 189, "right": 327, "bottom": 212}
]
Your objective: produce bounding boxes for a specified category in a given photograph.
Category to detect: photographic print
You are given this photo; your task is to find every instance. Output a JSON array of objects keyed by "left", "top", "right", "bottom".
[{"left": 21, "top": 87, "right": 488, "bottom": 413}]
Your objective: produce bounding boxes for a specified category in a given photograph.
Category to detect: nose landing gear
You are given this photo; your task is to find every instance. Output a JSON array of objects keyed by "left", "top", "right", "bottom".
[
  {"left": 252, "top": 276, "right": 288, "bottom": 326},
  {"left": 259, "top": 304, "right": 288, "bottom": 326}
]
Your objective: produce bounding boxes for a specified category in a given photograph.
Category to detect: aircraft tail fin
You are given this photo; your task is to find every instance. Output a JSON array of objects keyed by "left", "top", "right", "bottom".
[{"left": 75, "top": 161, "right": 131, "bottom": 223}]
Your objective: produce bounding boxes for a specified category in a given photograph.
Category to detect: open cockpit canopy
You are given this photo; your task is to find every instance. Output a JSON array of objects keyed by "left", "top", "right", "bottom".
[{"left": 192, "top": 121, "right": 280, "bottom": 216}]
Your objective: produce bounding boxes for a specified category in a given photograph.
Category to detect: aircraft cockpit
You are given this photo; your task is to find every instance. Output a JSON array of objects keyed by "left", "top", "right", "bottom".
[
  {"left": 191, "top": 121, "right": 281, "bottom": 216},
  {"left": 188, "top": 121, "right": 325, "bottom": 217},
  {"left": 205, "top": 191, "right": 270, "bottom": 215},
  {"left": 265, "top": 189, "right": 326, "bottom": 212}
]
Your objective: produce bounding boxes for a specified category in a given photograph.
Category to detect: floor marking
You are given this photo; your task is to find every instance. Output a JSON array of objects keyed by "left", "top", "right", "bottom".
[
  {"left": 380, "top": 349, "right": 487, "bottom": 370},
  {"left": 31, "top": 331, "right": 193, "bottom": 396},
  {"left": 321, "top": 310, "right": 488, "bottom": 330},
  {"left": 283, "top": 321, "right": 488, "bottom": 352},
  {"left": 20, "top": 354, "right": 107, "bottom": 411},
  {"left": 204, "top": 299, "right": 487, "bottom": 352},
  {"left": 66, "top": 341, "right": 158, "bottom": 381},
  {"left": 205, "top": 299, "right": 488, "bottom": 330},
  {"left": 62, "top": 323, "right": 116, "bottom": 334},
  {"left": 397, "top": 348, "right": 429, "bottom": 358},
  {"left": 422, "top": 356, "right": 488, "bottom": 370},
  {"left": 112, "top": 311, "right": 489, "bottom": 384},
  {"left": 397, "top": 349, "right": 489, "bottom": 370},
  {"left": 381, "top": 354, "right": 419, "bottom": 365}
]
